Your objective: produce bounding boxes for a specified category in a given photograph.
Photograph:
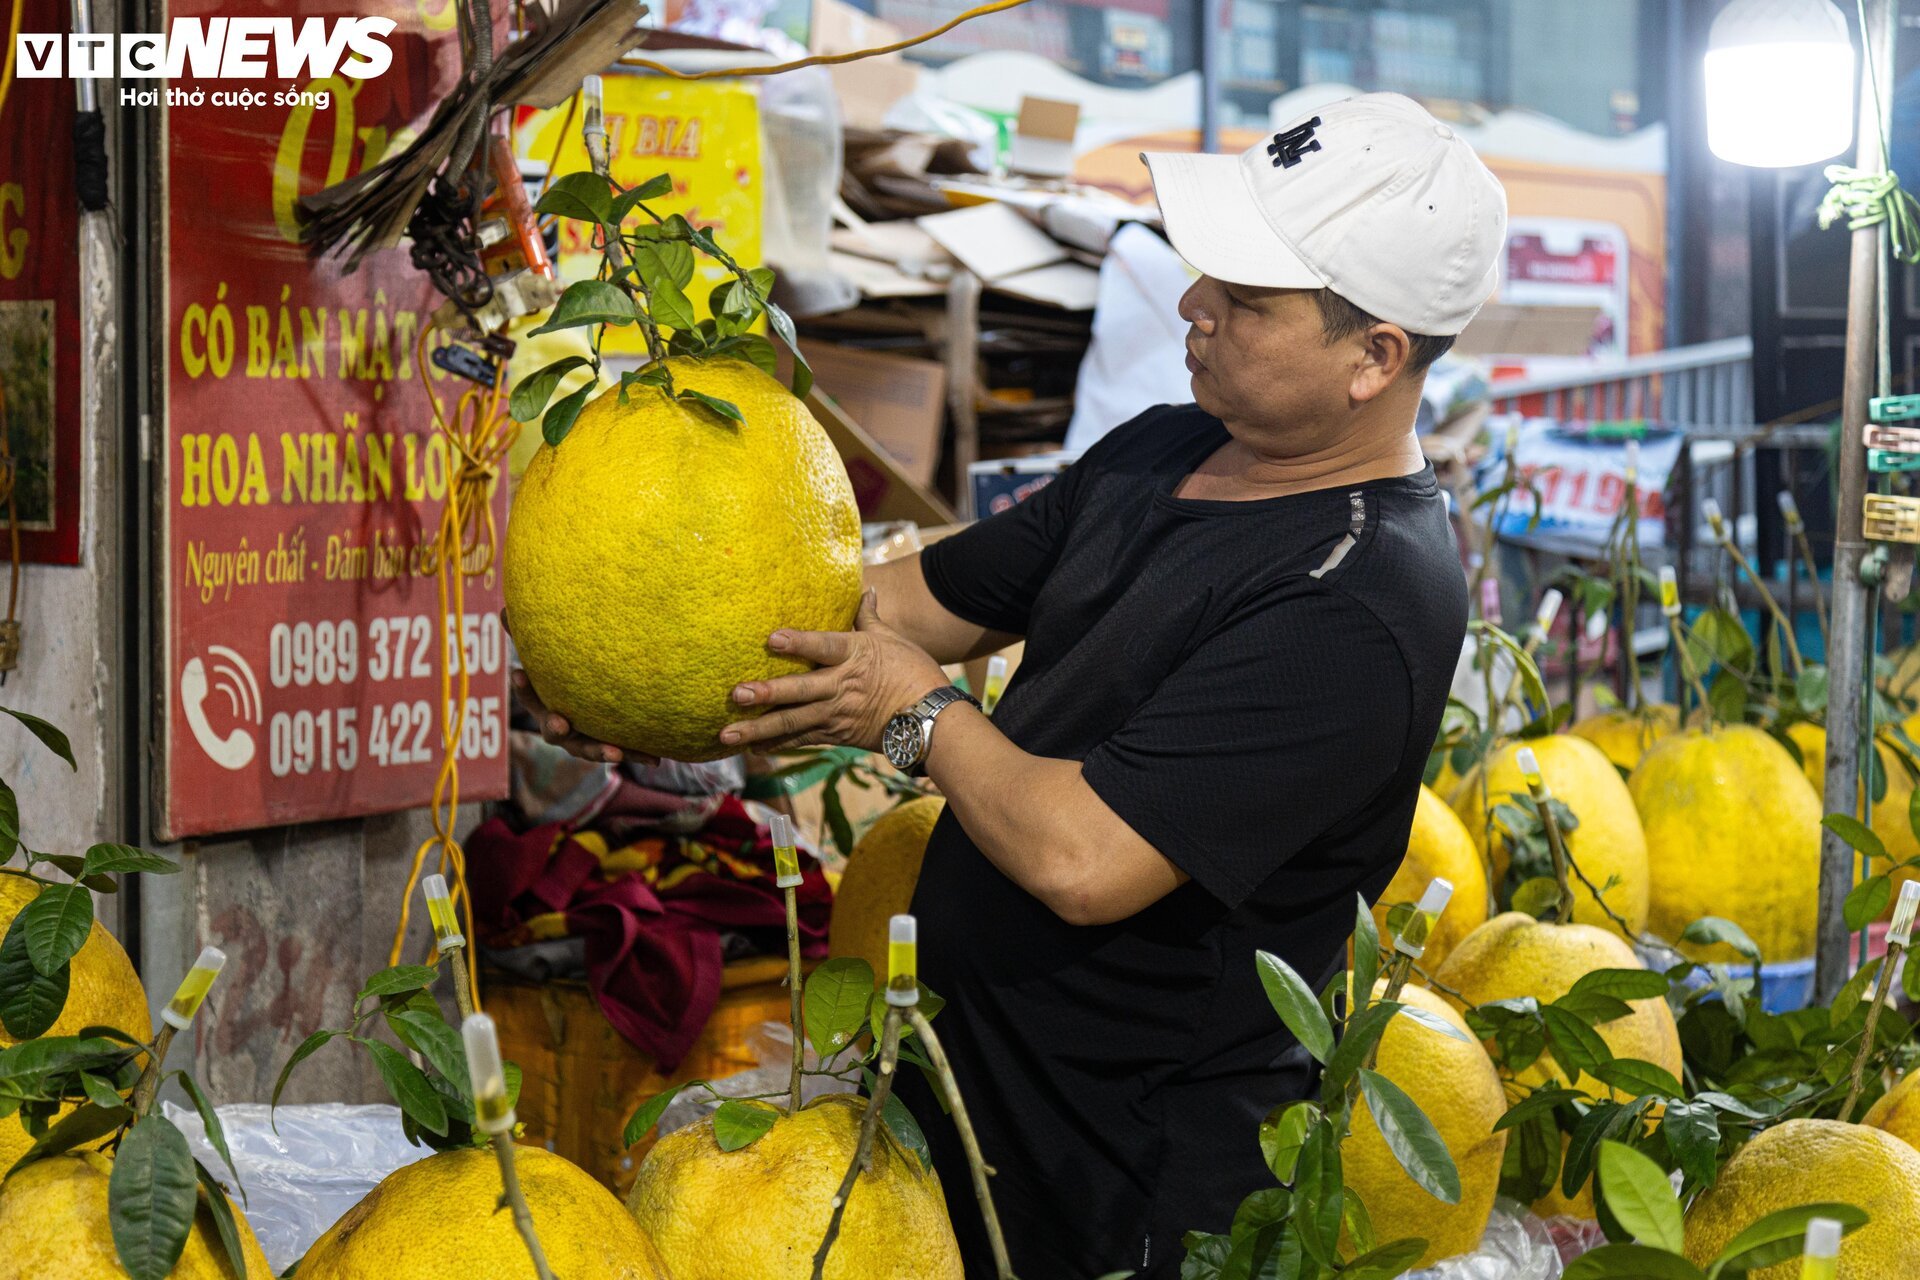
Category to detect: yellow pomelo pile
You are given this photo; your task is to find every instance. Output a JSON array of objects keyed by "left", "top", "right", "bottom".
[
  {"left": 505, "top": 357, "right": 863, "bottom": 763},
  {"left": 1453, "top": 737, "right": 1649, "bottom": 940},
  {"left": 1568, "top": 704, "right": 1679, "bottom": 773},
  {"left": 1370, "top": 786, "right": 1488, "bottom": 970},
  {"left": 0, "top": 1151, "right": 272, "bottom": 1279},
  {"left": 1864, "top": 1070, "right": 1920, "bottom": 1151},
  {"left": 0, "top": 877, "right": 151, "bottom": 1172},
  {"left": 628, "top": 1094, "right": 961, "bottom": 1280},
  {"left": 1684, "top": 1120, "right": 1920, "bottom": 1279},
  {"left": 1428, "top": 753, "right": 1467, "bottom": 805},
  {"left": 828, "top": 797, "right": 946, "bottom": 979},
  {"left": 301, "top": 1145, "right": 670, "bottom": 1278},
  {"left": 1787, "top": 722, "right": 1920, "bottom": 906},
  {"left": 1629, "top": 725, "right": 1821, "bottom": 962},
  {"left": 1434, "top": 911, "right": 1681, "bottom": 1219},
  {"left": 1344, "top": 984, "right": 1506, "bottom": 1267}
]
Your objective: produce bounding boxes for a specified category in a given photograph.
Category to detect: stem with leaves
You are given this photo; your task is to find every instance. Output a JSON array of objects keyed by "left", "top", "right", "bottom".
[
  {"left": 492, "top": 1132, "right": 559, "bottom": 1280},
  {"left": 1839, "top": 931, "right": 1908, "bottom": 1121},
  {"left": 908, "top": 1006, "right": 1013, "bottom": 1280},
  {"left": 811, "top": 1005, "right": 903, "bottom": 1280},
  {"left": 127, "top": 1025, "right": 177, "bottom": 1119},
  {"left": 1704, "top": 507, "right": 1804, "bottom": 676}
]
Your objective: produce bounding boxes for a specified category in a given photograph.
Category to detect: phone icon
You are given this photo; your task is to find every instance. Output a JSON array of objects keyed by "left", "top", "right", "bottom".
[{"left": 181, "top": 647, "right": 261, "bottom": 771}]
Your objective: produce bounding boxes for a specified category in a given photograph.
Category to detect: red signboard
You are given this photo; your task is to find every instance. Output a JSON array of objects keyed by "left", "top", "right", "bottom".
[
  {"left": 0, "top": 0, "right": 84, "bottom": 566},
  {"left": 160, "top": 1, "right": 510, "bottom": 838}
]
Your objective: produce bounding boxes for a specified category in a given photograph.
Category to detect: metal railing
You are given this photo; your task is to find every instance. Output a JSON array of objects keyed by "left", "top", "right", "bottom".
[{"left": 1488, "top": 336, "right": 1755, "bottom": 426}]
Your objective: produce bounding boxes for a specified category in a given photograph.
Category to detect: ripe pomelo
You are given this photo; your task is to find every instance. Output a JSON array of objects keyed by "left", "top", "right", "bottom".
[
  {"left": 1568, "top": 704, "right": 1679, "bottom": 774},
  {"left": 1370, "top": 786, "right": 1488, "bottom": 970},
  {"left": 828, "top": 796, "right": 946, "bottom": 980}
]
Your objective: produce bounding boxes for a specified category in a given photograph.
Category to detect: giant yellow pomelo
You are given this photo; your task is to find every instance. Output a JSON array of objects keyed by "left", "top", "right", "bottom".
[
  {"left": 1786, "top": 723, "right": 1920, "bottom": 910},
  {"left": 300, "top": 1145, "right": 670, "bottom": 1278},
  {"left": 1568, "top": 704, "right": 1679, "bottom": 774},
  {"left": 1434, "top": 911, "right": 1681, "bottom": 1220},
  {"left": 828, "top": 797, "right": 946, "bottom": 980},
  {"left": 0, "top": 1150, "right": 273, "bottom": 1279},
  {"left": 1344, "top": 984, "right": 1506, "bottom": 1267},
  {"left": 1371, "top": 787, "right": 1488, "bottom": 970},
  {"left": 505, "top": 357, "right": 863, "bottom": 763},
  {"left": 1629, "top": 725, "right": 1821, "bottom": 962},
  {"left": 628, "top": 1094, "right": 961, "bottom": 1280},
  {"left": 0, "top": 877, "right": 150, "bottom": 1172},
  {"left": 1453, "top": 737, "right": 1649, "bottom": 940},
  {"left": 1684, "top": 1120, "right": 1920, "bottom": 1279},
  {"left": 1864, "top": 1069, "right": 1920, "bottom": 1151}
]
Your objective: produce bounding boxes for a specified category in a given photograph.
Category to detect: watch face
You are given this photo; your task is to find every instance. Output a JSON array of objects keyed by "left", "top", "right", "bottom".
[{"left": 883, "top": 713, "right": 923, "bottom": 769}]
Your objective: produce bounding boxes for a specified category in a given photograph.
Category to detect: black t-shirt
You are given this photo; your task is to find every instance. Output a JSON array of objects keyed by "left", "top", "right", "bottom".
[{"left": 894, "top": 404, "right": 1467, "bottom": 1279}]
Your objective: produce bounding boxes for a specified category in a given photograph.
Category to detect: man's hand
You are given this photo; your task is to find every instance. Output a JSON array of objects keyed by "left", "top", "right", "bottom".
[
  {"left": 720, "top": 590, "right": 950, "bottom": 753},
  {"left": 509, "top": 668, "right": 659, "bottom": 767}
]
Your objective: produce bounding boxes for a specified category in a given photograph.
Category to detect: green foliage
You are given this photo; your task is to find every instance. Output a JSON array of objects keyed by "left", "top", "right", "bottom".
[
  {"left": 513, "top": 170, "right": 815, "bottom": 444},
  {"left": 742, "top": 746, "right": 931, "bottom": 858}
]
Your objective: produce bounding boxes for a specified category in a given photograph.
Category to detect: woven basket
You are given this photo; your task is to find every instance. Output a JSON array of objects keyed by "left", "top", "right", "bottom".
[{"left": 487, "top": 955, "right": 798, "bottom": 1195}]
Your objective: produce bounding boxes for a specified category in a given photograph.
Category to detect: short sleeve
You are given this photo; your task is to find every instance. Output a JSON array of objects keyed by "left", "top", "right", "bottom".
[
  {"left": 919, "top": 450, "right": 1088, "bottom": 636},
  {"left": 1080, "top": 589, "right": 1411, "bottom": 908}
]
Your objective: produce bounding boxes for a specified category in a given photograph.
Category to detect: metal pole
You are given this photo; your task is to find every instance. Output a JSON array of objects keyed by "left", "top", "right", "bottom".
[
  {"left": 1198, "top": 0, "right": 1222, "bottom": 155},
  {"left": 1816, "top": 0, "right": 1893, "bottom": 1003}
]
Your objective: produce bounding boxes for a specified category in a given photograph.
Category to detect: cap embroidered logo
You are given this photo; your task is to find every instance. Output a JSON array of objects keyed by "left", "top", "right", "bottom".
[{"left": 1267, "top": 116, "right": 1323, "bottom": 169}]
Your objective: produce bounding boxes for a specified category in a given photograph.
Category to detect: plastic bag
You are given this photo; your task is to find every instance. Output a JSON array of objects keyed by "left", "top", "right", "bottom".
[
  {"left": 657, "top": 1020, "right": 857, "bottom": 1137},
  {"left": 1400, "top": 1200, "right": 1566, "bottom": 1280},
  {"left": 161, "top": 1101, "right": 425, "bottom": 1274}
]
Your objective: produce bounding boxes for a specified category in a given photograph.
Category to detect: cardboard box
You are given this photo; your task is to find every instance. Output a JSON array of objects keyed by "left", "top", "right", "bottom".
[
  {"left": 1009, "top": 96, "right": 1079, "bottom": 179},
  {"left": 801, "top": 342, "right": 947, "bottom": 488},
  {"left": 968, "top": 451, "right": 1078, "bottom": 520},
  {"left": 1452, "top": 303, "right": 1604, "bottom": 357},
  {"left": 806, "top": 385, "right": 956, "bottom": 528},
  {"left": 812, "top": 0, "right": 920, "bottom": 131}
]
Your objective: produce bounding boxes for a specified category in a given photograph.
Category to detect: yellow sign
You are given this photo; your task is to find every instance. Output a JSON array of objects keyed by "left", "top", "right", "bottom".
[{"left": 512, "top": 75, "right": 763, "bottom": 358}]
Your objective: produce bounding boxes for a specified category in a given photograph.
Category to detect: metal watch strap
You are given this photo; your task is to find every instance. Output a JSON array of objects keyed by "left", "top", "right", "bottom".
[{"left": 906, "top": 685, "right": 979, "bottom": 774}]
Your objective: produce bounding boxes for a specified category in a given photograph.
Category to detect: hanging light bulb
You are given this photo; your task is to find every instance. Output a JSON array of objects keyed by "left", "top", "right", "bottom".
[{"left": 1705, "top": 0, "right": 1855, "bottom": 168}]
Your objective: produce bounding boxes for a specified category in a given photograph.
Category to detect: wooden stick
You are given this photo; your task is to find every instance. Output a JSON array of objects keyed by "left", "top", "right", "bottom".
[
  {"left": 908, "top": 1007, "right": 1013, "bottom": 1280},
  {"left": 128, "top": 1025, "right": 177, "bottom": 1119},
  {"left": 811, "top": 1006, "right": 902, "bottom": 1280},
  {"left": 785, "top": 886, "right": 804, "bottom": 1115},
  {"left": 1840, "top": 941, "right": 1905, "bottom": 1123}
]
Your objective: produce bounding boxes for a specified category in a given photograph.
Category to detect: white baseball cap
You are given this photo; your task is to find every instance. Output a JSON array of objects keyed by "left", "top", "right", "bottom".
[{"left": 1142, "top": 93, "right": 1508, "bottom": 336}]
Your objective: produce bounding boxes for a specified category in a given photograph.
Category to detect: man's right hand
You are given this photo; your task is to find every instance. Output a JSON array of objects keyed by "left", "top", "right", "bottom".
[{"left": 510, "top": 668, "right": 651, "bottom": 765}]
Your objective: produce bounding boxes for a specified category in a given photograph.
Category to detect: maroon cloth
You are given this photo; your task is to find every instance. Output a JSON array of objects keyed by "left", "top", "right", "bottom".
[{"left": 465, "top": 797, "right": 831, "bottom": 1070}]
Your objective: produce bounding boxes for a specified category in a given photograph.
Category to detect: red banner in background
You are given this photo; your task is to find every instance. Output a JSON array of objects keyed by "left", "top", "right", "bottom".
[
  {"left": 160, "top": 1, "right": 510, "bottom": 839},
  {"left": 0, "top": 0, "right": 83, "bottom": 565}
]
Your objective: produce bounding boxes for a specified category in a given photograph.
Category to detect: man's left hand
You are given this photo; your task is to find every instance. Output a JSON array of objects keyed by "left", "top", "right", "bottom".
[{"left": 720, "top": 589, "right": 952, "bottom": 753}]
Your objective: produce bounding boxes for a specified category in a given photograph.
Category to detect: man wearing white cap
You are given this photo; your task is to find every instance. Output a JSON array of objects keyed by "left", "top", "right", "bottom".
[{"left": 522, "top": 92, "right": 1504, "bottom": 1278}]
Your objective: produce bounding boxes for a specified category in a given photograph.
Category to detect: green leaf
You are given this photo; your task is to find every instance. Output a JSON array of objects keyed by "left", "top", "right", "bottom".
[
  {"left": 527, "top": 280, "right": 635, "bottom": 336},
  {"left": 1493, "top": 1086, "right": 1584, "bottom": 1133},
  {"left": 2, "top": 708, "right": 75, "bottom": 769},
  {"left": 1352, "top": 894, "right": 1381, "bottom": 1013},
  {"left": 1555, "top": 991, "right": 1636, "bottom": 1026},
  {"left": 195, "top": 1159, "right": 250, "bottom": 1280},
  {"left": 608, "top": 172, "right": 674, "bottom": 223},
  {"left": 1512, "top": 876, "right": 1566, "bottom": 920},
  {"left": 712, "top": 334, "right": 780, "bottom": 377},
  {"left": 1357, "top": 1068, "right": 1460, "bottom": 1204},
  {"left": 1844, "top": 874, "right": 1893, "bottom": 930},
  {"left": 764, "top": 301, "right": 812, "bottom": 399},
  {"left": 175, "top": 1072, "right": 239, "bottom": 1192},
  {"left": 78, "top": 1071, "right": 125, "bottom": 1111},
  {"left": 1797, "top": 666, "right": 1830, "bottom": 714},
  {"left": 270, "top": 1030, "right": 338, "bottom": 1115},
  {"left": 711, "top": 1099, "right": 778, "bottom": 1151},
  {"left": 1561, "top": 1244, "right": 1708, "bottom": 1280},
  {"left": 20, "top": 882, "right": 92, "bottom": 977},
  {"left": 365, "top": 1041, "right": 448, "bottom": 1137},
  {"left": 1257, "top": 1101, "right": 1316, "bottom": 1182},
  {"left": 1572, "top": 968, "right": 1672, "bottom": 1001},
  {"left": 1680, "top": 917, "right": 1763, "bottom": 963},
  {"left": 541, "top": 383, "right": 595, "bottom": 447},
  {"left": 1341, "top": 1239, "right": 1430, "bottom": 1280},
  {"left": 880, "top": 1090, "right": 932, "bottom": 1171},
  {"left": 354, "top": 965, "right": 438, "bottom": 1008},
  {"left": 1292, "top": 1119, "right": 1343, "bottom": 1266},
  {"left": 1182, "top": 1232, "right": 1233, "bottom": 1279},
  {"left": 803, "top": 956, "right": 876, "bottom": 1059},
  {"left": 79, "top": 844, "right": 179, "bottom": 878},
  {"left": 1593, "top": 1057, "right": 1684, "bottom": 1100},
  {"left": 1323, "top": 1002, "right": 1402, "bottom": 1093},
  {"left": 1707, "top": 669, "right": 1748, "bottom": 725},
  {"left": 623, "top": 1082, "right": 689, "bottom": 1147},
  {"left": 1254, "top": 951, "right": 1334, "bottom": 1064},
  {"left": 1341, "top": 1189, "right": 1376, "bottom": 1258},
  {"left": 1661, "top": 1100, "right": 1720, "bottom": 1188},
  {"left": 0, "top": 1034, "right": 133, "bottom": 1084},
  {"left": 1709, "top": 1201, "right": 1867, "bottom": 1272},
  {"left": 108, "top": 1115, "right": 199, "bottom": 1280},
  {"left": 1821, "top": 813, "right": 1886, "bottom": 862},
  {"left": 508, "top": 356, "right": 593, "bottom": 424},
  {"left": 1543, "top": 1004, "right": 1615, "bottom": 1079},
  {"left": 1229, "top": 1187, "right": 1290, "bottom": 1238},
  {"left": 1395, "top": 1004, "right": 1473, "bottom": 1044},
  {"left": 0, "top": 914, "right": 68, "bottom": 1038},
  {"left": 385, "top": 1007, "right": 468, "bottom": 1094},
  {"left": 678, "top": 388, "right": 745, "bottom": 424},
  {"left": 0, "top": 779, "right": 17, "bottom": 851},
  {"left": 6, "top": 1101, "right": 130, "bottom": 1178},
  {"left": 1596, "top": 1140, "right": 1682, "bottom": 1251},
  {"left": 533, "top": 170, "right": 614, "bottom": 223}
]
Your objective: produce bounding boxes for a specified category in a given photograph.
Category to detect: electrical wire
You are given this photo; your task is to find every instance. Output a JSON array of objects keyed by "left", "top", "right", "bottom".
[{"left": 620, "top": 0, "right": 1034, "bottom": 80}]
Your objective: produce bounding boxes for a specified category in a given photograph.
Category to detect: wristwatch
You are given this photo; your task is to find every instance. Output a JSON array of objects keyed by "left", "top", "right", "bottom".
[{"left": 882, "top": 685, "right": 981, "bottom": 776}]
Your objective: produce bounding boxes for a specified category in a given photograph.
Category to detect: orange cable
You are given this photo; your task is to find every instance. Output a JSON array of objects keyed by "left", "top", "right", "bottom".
[{"left": 619, "top": 0, "right": 1033, "bottom": 80}]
